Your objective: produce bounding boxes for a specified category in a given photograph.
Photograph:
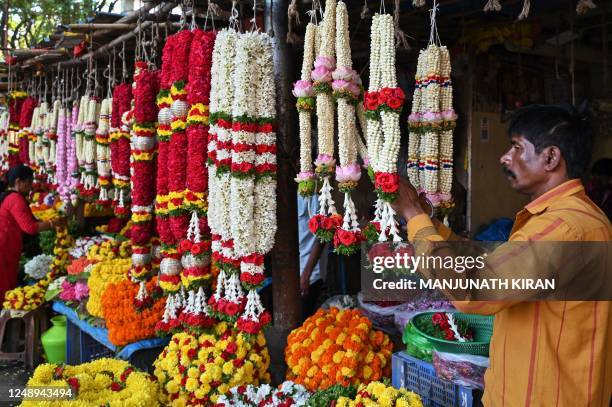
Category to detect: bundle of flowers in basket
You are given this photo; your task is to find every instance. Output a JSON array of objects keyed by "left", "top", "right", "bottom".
[
  {"left": 21, "top": 358, "right": 161, "bottom": 407},
  {"left": 102, "top": 277, "right": 165, "bottom": 345},
  {"left": 335, "top": 381, "right": 423, "bottom": 407},
  {"left": 215, "top": 381, "right": 311, "bottom": 406},
  {"left": 285, "top": 308, "right": 393, "bottom": 391},
  {"left": 153, "top": 321, "right": 270, "bottom": 406},
  {"left": 414, "top": 312, "right": 474, "bottom": 342}
]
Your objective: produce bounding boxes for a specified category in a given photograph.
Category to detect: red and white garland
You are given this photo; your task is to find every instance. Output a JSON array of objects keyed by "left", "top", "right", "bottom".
[
  {"left": 364, "top": 14, "right": 405, "bottom": 242},
  {"left": 95, "top": 97, "right": 113, "bottom": 206},
  {"left": 129, "top": 61, "right": 160, "bottom": 307},
  {"left": 110, "top": 83, "right": 133, "bottom": 217}
]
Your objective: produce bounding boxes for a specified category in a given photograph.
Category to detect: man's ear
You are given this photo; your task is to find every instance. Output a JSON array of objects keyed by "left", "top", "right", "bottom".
[{"left": 543, "top": 146, "right": 562, "bottom": 172}]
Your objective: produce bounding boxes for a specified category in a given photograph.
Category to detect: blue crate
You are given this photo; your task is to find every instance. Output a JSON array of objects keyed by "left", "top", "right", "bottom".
[
  {"left": 79, "top": 329, "right": 114, "bottom": 363},
  {"left": 392, "top": 351, "right": 474, "bottom": 407}
]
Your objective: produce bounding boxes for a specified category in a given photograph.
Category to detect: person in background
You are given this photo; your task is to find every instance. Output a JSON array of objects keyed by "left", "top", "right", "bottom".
[
  {"left": 0, "top": 165, "right": 64, "bottom": 301},
  {"left": 297, "top": 191, "right": 328, "bottom": 319},
  {"left": 586, "top": 157, "right": 612, "bottom": 220},
  {"left": 393, "top": 105, "right": 611, "bottom": 406}
]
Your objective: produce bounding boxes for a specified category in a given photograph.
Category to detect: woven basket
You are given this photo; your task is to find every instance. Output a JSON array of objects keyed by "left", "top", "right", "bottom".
[{"left": 411, "top": 312, "right": 494, "bottom": 356}]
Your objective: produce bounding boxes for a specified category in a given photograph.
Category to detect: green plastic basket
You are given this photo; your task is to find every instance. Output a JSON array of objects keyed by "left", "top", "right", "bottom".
[{"left": 411, "top": 312, "right": 494, "bottom": 356}]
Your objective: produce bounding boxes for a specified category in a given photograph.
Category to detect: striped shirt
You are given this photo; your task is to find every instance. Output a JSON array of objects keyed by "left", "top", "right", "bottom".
[{"left": 407, "top": 179, "right": 612, "bottom": 406}]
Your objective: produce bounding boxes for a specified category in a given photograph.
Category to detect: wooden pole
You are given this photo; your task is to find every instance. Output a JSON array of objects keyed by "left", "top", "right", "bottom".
[{"left": 264, "top": 0, "right": 301, "bottom": 385}]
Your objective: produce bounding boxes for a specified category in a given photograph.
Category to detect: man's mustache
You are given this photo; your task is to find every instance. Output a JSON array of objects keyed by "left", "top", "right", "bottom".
[{"left": 502, "top": 166, "right": 516, "bottom": 179}]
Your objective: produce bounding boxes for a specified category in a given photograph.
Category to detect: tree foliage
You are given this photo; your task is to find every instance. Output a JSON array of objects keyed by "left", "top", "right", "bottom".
[{"left": 1, "top": 0, "right": 119, "bottom": 49}]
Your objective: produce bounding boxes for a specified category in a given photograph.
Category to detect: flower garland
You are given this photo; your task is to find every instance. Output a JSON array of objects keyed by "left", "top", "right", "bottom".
[
  {"left": 179, "top": 29, "right": 215, "bottom": 325},
  {"left": 129, "top": 62, "right": 160, "bottom": 304},
  {"left": 208, "top": 29, "right": 238, "bottom": 319},
  {"left": 44, "top": 99, "right": 60, "bottom": 187},
  {"left": 7, "top": 91, "right": 26, "bottom": 169},
  {"left": 333, "top": 1, "right": 364, "bottom": 256},
  {"left": 21, "top": 359, "right": 161, "bottom": 407},
  {"left": 285, "top": 308, "right": 393, "bottom": 391},
  {"left": 110, "top": 83, "right": 133, "bottom": 218},
  {"left": 101, "top": 277, "right": 165, "bottom": 346},
  {"left": 293, "top": 23, "right": 318, "bottom": 197},
  {"left": 24, "top": 254, "right": 54, "bottom": 280},
  {"left": 407, "top": 44, "right": 456, "bottom": 212},
  {"left": 50, "top": 226, "right": 75, "bottom": 278},
  {"left": 335, "top": 382, "right": 423, "bottom": 407},
  {"left": 55, "top": 106, "right": 68, "bottom": 202},
  {"left": 3, "top": 283, "right": 46, "bottom": 311},
  {"left": 18, "top": 96, "right": 37, "bottom": 166},
  {"left": 364, "top": 14, "right": 405, "bottom": 242},
  {"left": 311, "top": 0, "right": 339, "bottom": 243},
  {"left": 95, "top": 98, "right": 113, "bottom": 206},
  {"left": 79, "top": 96, "right": 99, "bottom": 200},
  {"left": 216, "top": 381, "right": 311, "bottom": 406},
  {"left": 153, "top": 322, "right": 270, "bottom": 405},
  {"left": 168, "top": 30, "right": 194, "bottom": 244},
  {"left": 86, "top": 258, "right": 130, "bottom": 318},
  {"left": 0, "top": 110, "right": 9, "bottom": 173}
]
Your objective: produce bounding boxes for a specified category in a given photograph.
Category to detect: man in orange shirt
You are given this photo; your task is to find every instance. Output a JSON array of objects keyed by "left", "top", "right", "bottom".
[{"left": 393, "top": 105, "right": 611, "bottom": 406}]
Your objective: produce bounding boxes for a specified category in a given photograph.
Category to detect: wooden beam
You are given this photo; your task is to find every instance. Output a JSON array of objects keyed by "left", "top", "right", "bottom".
[{"left": 68, "top": 23, "right": 137, "bottom": 31}]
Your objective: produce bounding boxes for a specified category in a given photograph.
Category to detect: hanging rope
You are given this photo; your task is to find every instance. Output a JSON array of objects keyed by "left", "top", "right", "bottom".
[
  {"left": 428, "top": 0, "right": 441, "bottom": 46},
  {"left": 306, "top": 0, "right": 321, "bottom": 23},
  {"left": 286, "top": 0, "right": 301, "bottom": 44},
  {"left": 229, "top": 0, "right": 240, "bottom": 31},
  {"left": 394, "top": 0, "right": 411, "bottom": 49},
  {"left": 576, "top": 0, "right": 596, "bottom": 15},
  {"left": 190, "top": 0, "right": 198, "bottom": 30},
  {"left": 413, "top": 0, "right": 426, "bottom": 8},
  {"left": 121, "top": 41, "right": 127, "bottom": 82},
  {"left": 250, "top": 0, "right": 258, "bottom": 31},
  {"left": 517, "top": 0, "right": 531, "bottom": 20},
  {"left": 205, "top": 0, "right": 222, "bottom": 30},
  {"left": 361, "top": 0, "right": 372, "bottom": 20},
  {"left": 483, "top": 0, "right": 502, "bottom": 12}
]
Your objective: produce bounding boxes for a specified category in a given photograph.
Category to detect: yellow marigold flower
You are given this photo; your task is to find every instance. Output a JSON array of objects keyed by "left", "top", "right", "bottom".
[
  {"left": 306, "top": 365, "right": 318, "bottom": 378},
  {"left": 222, "top": 362, "right": 233, "bottom": 375},
  {"left": 185, "top": 377, "right": 199, "bottom": 392},
  {"left": 333, "top": 351, "right": 345, "bottom": 364},
  {"left": 166, "top": 380, "right": 180, "bottom": 394}
]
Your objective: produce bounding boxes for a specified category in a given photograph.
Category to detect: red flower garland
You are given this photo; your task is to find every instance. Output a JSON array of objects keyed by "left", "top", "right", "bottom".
[
  {"left": 129, "top": 63, "right": 160, "bottom": 282},
  {"left": 110, "top": 83, "right": 133, "bottom": 217},
  {"left": 18, "top": 97, "right": 37, "bottom": 165}
]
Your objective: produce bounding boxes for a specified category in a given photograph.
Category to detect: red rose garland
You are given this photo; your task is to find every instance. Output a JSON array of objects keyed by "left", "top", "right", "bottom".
[
  {"left": 8, "top": 94, "right": 25, "bottom": 168},
  {"left": 110, "top": 83, "right": 133, "bottom": 218},
  {"left": 167, "top": 30, "right": 193, "bottom": 244},
  {"left": 18, "top": 97, "right": 37, "bottom": 166},
  {"left": 129, "top": 62, "right": 160, "bottom": 306}
]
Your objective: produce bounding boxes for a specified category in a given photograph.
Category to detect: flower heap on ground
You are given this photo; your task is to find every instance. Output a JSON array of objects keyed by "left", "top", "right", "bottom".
[
  {"left": 285, "top": 307, "right": 393, "bottom": 391},
  {"left": 21, "top": 358, "right": 161, "bottom": 407},
  {"left": 310, "top": 0, "right": 342, "bottom": 244},
  {"left": 129, "top": 61, "right": 160, "bottom": 307},
  {"left": 207, "top": 30, "right": 276, "bottom": 334},
  {"left": 153, "top": 321, "right": 271, "bottom": 406},
  {"left": 102, "top": 277, "right": 165, "bottom": 345},
  {"left": 178, "top": 29, "right": 216, "bottom": 334},
  {"left": 332, "top": 1, "right": 364, "bottom": 256},
  {"left": 215, "top": 381, "right": 311, "bottom": 406},
  {"left": 95, "top": 96, "right": 113, "bottom": 206},
  {"left": 110, "top": 83, "right": 133, "bottom": 218},
  {"left": 7, "top": 91, "right": 26, "bottom": 168},
  {"left": 207, "top": 28, "right": 238, "bottom": 320},
  {"left": 18, "top": 96, "right": 37, "bottom": 166},
  {"left": 364, "top": 14, "right": 405, "bottom": 242},
  {"left": 407, "top": 44, "right": 456, "bottom": 211},
  {"left": 293, "top": 22, "right": 318, "bottom": 197},
  {"left": 79, "top": 95, "right": 99, "bottom": 200},
  {"left": 335, "top": 381, "right": 424, "bottom": 407}
]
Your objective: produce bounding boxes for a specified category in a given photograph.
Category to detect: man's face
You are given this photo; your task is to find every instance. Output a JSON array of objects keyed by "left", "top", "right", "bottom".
[{"left": 500, "top": 135, "right": 548, "bottom": 195}]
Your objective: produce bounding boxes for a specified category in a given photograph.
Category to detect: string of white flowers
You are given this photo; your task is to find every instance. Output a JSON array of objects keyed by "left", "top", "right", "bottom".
[
  {"left": 293, "top": 22, "right": 317, "bottom": 196},
  {"left": 438, "top": 46, "right": 455, "bottom": 203},
  {"left": 29, "top": 106, "right": 39, "bottom": 164},
  {"left": 83, "top": 97, "right": 99, "bottom": 191},
  {"left": 96, "top": 97, "right": 113, "bottom": 203},
  {"left": 366, "top": 15, "right": 382, "bottom": 171},
  {"left": 407, "top": 49, "right": 426, "bottom": 187}
]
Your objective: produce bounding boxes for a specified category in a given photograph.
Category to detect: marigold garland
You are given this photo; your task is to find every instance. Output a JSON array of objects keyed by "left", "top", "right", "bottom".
[
  {"left": 285, "top": 308, "right": 393, "bottom": 391},
  {"left": 86, "top": 258, "right": 130, "bottom": 318},
  {"left": 21, "top": 358, "right": 161, "bottom": 407},
  {"left": 101, "top": 277, "right": 165, "bottom": 346},
  {"left": 153, "top": 322, "right": 270, "bottom": 406},
  {"left": 110, "top": 83, "right": 133, "bottom": 217}
]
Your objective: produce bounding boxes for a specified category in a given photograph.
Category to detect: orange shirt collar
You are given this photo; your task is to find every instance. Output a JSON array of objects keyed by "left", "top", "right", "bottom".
[{"left": 524, "top": 179, "right": 584, "bottom": 214}]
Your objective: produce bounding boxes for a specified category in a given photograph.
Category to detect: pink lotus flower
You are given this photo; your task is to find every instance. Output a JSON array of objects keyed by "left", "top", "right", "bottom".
[
  {"left": 423, "top": 111, "right": 442, "bottom": 123},
  {"left": 315, "top": 154, "right": 335, "bottom": 167},
  {"left": 336, "top": 163, "right": 362, "bottom": 182},
  {"left": 441, "top": 109, "right": 458, "bottom": 121},
  {"left": 295, "top": 171, "right": 316, "bottom": 182},
  {"left": 347, "top": 83, "right": 361, "bottom": 97},
  {"left": 332, "top": 66, "right": 356, "bottom": 81},
  {"left": 408, "top": 112, "right": 422, "bottom": 123},
  {"left": 292, "top": 80, "right": 314, "bottom": 98},
  {"left": 314, "top": 56, "right": 336, "bottom": 71},
  {"left": 332, "top": 80, "right": 351, "bottom": 92},
  {"left": 311, "top": 66, "right": 332, "bottom": 83}
]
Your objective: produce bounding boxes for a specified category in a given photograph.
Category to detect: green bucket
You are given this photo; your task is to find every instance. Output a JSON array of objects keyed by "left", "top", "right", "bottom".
[
  {"left": 41, "top": 315, "right": 67, "bottom": 364},
  {"left": 411, "top": 312, "right": 494, "bottom": 356}
]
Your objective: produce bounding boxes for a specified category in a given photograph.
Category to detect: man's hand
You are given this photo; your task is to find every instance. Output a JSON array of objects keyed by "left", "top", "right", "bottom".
[{"left": 391, "top": 177, "right": 427, "bottom": 221}]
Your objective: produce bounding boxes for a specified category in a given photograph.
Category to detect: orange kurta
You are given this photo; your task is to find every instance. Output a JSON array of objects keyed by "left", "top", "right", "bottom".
[{"left": 407, "top": 179, "right": 612, "bottom": 406}]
